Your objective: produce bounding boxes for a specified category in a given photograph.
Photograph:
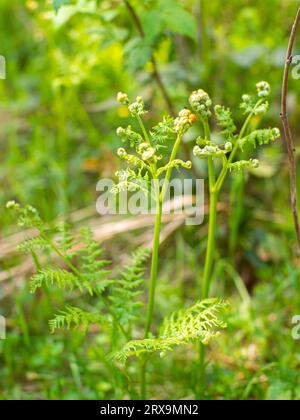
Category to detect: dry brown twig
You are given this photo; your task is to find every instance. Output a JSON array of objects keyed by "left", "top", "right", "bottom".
[{"left": 281, "top": 6, "right": 300, "bottom": 254}]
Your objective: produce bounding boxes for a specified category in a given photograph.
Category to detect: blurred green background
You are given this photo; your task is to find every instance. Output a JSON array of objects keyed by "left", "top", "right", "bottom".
[{"left": 1, "top": 0, "right": 300, "bottom": 400}]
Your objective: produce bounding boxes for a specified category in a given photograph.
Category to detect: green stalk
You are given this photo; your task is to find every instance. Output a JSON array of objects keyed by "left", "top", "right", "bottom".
[
  {"left": 198, "top": 120, "right": 217, "bottom": 398},
  {"left": 197, "top": 100, "right": 263, "bottom": 398},
  {"left": 161, "top": 133, "right": 184, "bottom": 201},
  {"left": 201, "top": 190, "right": 218, "bottom": 299},
  {"left": 140, "top": 131, "right": 184, "bottom": 399},
  {"left": 140, "top": 191, "right": 162, "bottom": 400},
  {"left": 144, "top": 198, "right": 163, "bottom": 337},
  {"left": 201, "top": 119, "right": 217, "bottom": 297}
]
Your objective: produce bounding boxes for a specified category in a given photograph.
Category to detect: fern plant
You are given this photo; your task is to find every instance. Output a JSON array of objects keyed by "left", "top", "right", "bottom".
[
  {"left": 189, "top": 81, "right": 280, "bottom": 396},
  {"left": 114, "top": 92, "right": 196, "bottom": 396},
  {"left": 6, "top": 201, "right": 228, "bottom": 399},
  {"left": 111, "top": 298, "right": 228, "bottom": 364},
  {"left": 6, "top": 202, "right": 149, "bottom": 341}
]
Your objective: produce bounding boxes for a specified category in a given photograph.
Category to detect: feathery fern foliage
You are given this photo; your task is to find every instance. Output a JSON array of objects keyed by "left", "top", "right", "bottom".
[
  {"left": 111, "top": 298, "right": 228, "bottom": 364},
  {"left": 109, "top": 248, "right": 150, "bottom": 327},
  {"left": 79, "top": 227, "right": 112, "bottom": 295},
  {"left": 56, "top": 222, "right": 78, "bottom": 259},
  {"left": 18, "top": 236, "right": 50, "bottom": 254},
  {"left": 29, "top": 268, "right": 81, "bottom": 293},
  {"left": 238, "top": 128, "right": 280, "bottom": 151},
  {"left": 49, "top": 305, "right": 107, "bottom": 333}
]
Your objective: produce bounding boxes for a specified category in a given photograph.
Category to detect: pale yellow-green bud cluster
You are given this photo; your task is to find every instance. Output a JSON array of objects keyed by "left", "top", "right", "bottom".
[
  {"left": 128, "top": 96, "right": 147, "bottom": 117},
  {"left": 174, "top": 109, "right": 196, "bottom": 133},
  {"left": 117, "top": 92, "right": 129, "bottom": 105},
  {"left": 137, "top": 143, "right": 156, "bottom": 161},
  {"left": 6, "top": 200, "right": 20, "bottom": 210},
  {"left": 189, "top": 89, "right": 212, "bottom": 119},
  {"left": 256, "top": 81, "right": 270, "bottom": 98},
  {"left": 117, "top": 93, "right": 147, "bottom": 116}
]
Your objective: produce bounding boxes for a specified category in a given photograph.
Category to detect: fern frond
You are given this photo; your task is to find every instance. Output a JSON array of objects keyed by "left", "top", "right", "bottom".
[
  {"left": 110, "top": 248, "right": 150, "bottom": 326},
  {"left": 151, "top": 116, "right": 176, "bottom": 144},
  {"left": 18, "top": 236, "right": 50, "bottom": 254},
  {"left": 160, "top": 298, "right": 228, "bottom": 344},
  {"left": 193, "top": 142, "right": 232, "bottom": 159},
  {"left": 49, "top": 305, "right": 107, "bottom": 333},
  {"left": 111, "top": 168, "right": 150, "bottom": 195},
  {"left": 79, "top": 228, "right": 111, "bottom": 295},
  {"left": 228, "top": 159, "right": 259, "bottom": 173},
  {"left": 214, "top": 105, "right": 237, "bottom": 138},
  {"left": 117, "top": 147, "right": 150, "bottom": 170},
  {"left": 6, "top": 202, "right": 45, "bottom": 229},
  {"left": 111, "top": 298, "right": 228, "bottom": 364},
  {"left": 157, "top": 159, "right": 192, "bottom": 177},
  {"left": 238, "top": 128, "right": 280, "bottom": 150},
  {"left": 56, "top": 222, "right": 78, "bottom": 259},
  {"left": 111, "top": 338, "right": 181, "bottom": 364},
  {"left": 29, "top": 268, "right": 82, "bottom": 293},
  {"left": 116, "top": 125, "right": 143, "bottom": 148}
]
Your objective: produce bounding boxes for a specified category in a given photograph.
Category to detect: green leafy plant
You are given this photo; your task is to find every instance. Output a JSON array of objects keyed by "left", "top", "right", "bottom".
[
  {"left": 189, "top": 81, "right": 280, "bottom": 396},
  {"left": 111, "top": 298, "right": 228, "bottom": 364},
  {"left": 6, "top": 201, "right": 148, "bottom": 347},
  {"left": 114, "top": 92, "right": 197, "bottom": 397},
  {"left": 6, "top": 201, "right": 227, "bottom": 399}
]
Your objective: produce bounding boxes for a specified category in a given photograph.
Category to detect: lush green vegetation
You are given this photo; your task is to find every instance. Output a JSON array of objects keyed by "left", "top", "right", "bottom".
[{"left": 1, "top": 0, "right": 300, "bottom": 400}]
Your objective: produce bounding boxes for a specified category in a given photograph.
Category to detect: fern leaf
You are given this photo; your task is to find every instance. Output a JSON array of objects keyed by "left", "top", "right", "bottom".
[
  {"left": 157, "top": 159, "right": 192, "bottom": 176},
  {"left": 228, "top": 159, "right": 259, "bottom": 173},
  {"left": 238, "top": 128, "right": 280, "bottom": 150},
  {"left": 116, "top": 125, "right": 143, "bottom": 148},
  {"left": 111, "top": 298, "right": 228, "bottom": 364},
  {"left": 79, "top": 228, "right": 111, "bottom": 294},
  {"left": 56, "top": 222, "right": 78, "bottom": 259},
  {"left": 109, "top": 248, "right": 149, "bottom": 326},
  {"left": 49, "top": 305, "right": 107, "bottom": 333},
  {"left": 193, "top": 141, "right": 232, "bottom": 159},
  {"left": 29, "top": 268, "right": 82, "bottom": 293},
  {"left": 18, "top": 236, "right": 50, "bottom": 254},
  {"left": 214, "top": 105, "right": 237, "bottom": 138},
  {"left": 6, "top": 202, "right": 45, "bottom": 229},
  {"left": 151, "top": 116, "right": 176, "bottom": 144}
]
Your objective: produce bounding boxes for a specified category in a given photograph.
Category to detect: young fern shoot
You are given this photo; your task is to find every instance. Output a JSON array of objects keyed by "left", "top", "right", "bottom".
[
  {"left": 114, "top": 93, "right": 195, "bottom": 396},
  {"left": 189, "top": 82, "right": 280, "bottom": 396},
  {"left": 190, "top": 81, "right": 280, "bottom": 299}
]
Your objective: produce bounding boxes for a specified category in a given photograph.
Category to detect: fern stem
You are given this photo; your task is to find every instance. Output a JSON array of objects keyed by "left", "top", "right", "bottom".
[
  {"left": 202, "top": 190, "right": 218, "bottom": 299},
  {"left": 31, "top": 251, "right": 42, "bottom": 271},
  {"left": 198, "top": 119, "right": 216, "bottom": 399},
  {"left": 160, "top": 133, "right": 184, "bottom": 201},
  {"left": 201, "top": 119, "right": 216, "bottom": 298},
  {"left": 140, "top": 130, "right": 184, "bottom": 398},
  {"left": 140, "top": 359, "right": 147, "bottom": 400},
  {"left": 38, "top": 230, "right": 82, "bottom": 278},
  {"left": 198, "top": 342, "right": 206, "bottom": 398},
  {"left": 140, "top": 199, "right": 162, "bottom": 399},
  {"left": 144, "top": 199, "right": 162, "bottom": 337},
  {"left": 137, "top": 114, "right": 151, "bottom": 145}
]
